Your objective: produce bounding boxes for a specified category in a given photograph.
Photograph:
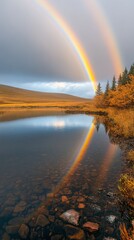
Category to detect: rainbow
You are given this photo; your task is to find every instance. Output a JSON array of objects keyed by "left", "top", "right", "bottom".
[
  {"left": 35, "top": 0, "right": 97, "bottom": 91},
  {"left": 32, "top": 0, "right": 123, "bottom": 196},
  {"left": 93, "top": 144, "right": 118, "bottom": 190},
  {"left": 84, "top": 0, "right": 123, "bottom": 77},
  {"left": 48, "top": 123, "right": 95, "bottom": 195},
  {"left": 65, "top": 123, "right": 95, "bottom": 179}
]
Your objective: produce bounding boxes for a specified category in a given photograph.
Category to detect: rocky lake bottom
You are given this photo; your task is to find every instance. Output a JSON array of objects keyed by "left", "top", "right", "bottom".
[{"left": 0, "top": 114, "right": 129, "bottom": 240}]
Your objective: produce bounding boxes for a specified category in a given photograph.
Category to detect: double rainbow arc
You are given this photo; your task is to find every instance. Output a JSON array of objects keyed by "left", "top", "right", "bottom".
[
  {"left": 84, "top": 0, "right": 123, "bottom": 77},
  {"left": 34, "top": 0, "right": 122, "bottom": 191},
  {"left": 36, "top": 0, "right": 97, "bottom": 92}
]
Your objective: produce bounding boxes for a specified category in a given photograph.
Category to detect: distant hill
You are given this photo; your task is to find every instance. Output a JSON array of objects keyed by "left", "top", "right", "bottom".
[{"left": 0, "top": 84, "right": 87, "bottom": 105}]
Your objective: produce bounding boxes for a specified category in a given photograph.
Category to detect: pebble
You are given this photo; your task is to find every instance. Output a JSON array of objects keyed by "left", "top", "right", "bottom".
[
  {"left": 37, "top": 205, "right": 49, "bottom": 216},
  {"left": 77, "top": 197, "right": 85, "bottom": 203},
  {"left": 90, "top": 204, "right": 101, "bottom": 212},
  {"left": 105, "top": 226, "right": 114, "bottom": 234},
  {"left": 106, "top": 215, "right": 117, "bottom": 224},
  {"left": 107, "top": 192, "right": 115, "bottom": 198},
  {"left": 61, "top": 196, "right": 69, "bottom": 203},
  {"left": 47, "top": 193, "right": 54, "bottom": 198},
  {"left": 2, "top": 233, "right": 10, "bottom": 240},
  {"left": 48, "top": 215, "right": 55, "bottom": 222},
  {"left": 64, "top": 224, "right": 85, "bottom": 240},
  {"left": 6, "top": 225, "right": 20, "bottom": 235},
  {"left": 78, "top": 203, "right": 85, "bottom": 209},
  {"left": 60, "top": 210, "right": 80, "bottom": 226},
  {"left": 36, "top": 214, "right": 49, "bottom": 227},
  {"left": 8, "top": 217, "right": 25, "bottom": 226},
  {"left": 18, "top": 224, "right": 29, "bottom": 239},
  {"left": 51, "top": 234, "right": 64, "bottom": 240},
  {"left": 14, "top": 201, "right": 26, "bottom": 213},
  {"left": 83, "top": 221, "right": 99, "bottom": 232}
]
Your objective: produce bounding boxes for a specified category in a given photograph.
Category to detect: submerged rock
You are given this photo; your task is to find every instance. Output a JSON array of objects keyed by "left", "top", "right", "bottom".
[
  {"left": 51, "top": 234, "right": 64, "bottom": 240},
  {"left": 77, "top": 197, "right": 85, "bottom": 203},
  {"left": 48, "top": 215, "right": 55, "bottom": 222},
  {"left": 18, "top": 224, "right": 29, "bottom": 239},
  {"left": 2, "top": 233, "right": 10, "bottom": 240},
  {"left": 61, "top": 196, "right": 69, "bottom": 203},
  {"left": 60, "top": 210, "right": 80, "bottom": 225},
  {"left": 78, "top": 203, "right": 85, "bottom": 209},
  {"left": 14, "top": 201, "right": 26, "bottom": 213},
  {"left": 36, "top": 205, "right": 49, "bottom": 216},
  {"left": 47, "top": 193, "right": 54, "bottom": 198},
  {"left": 6, "top": 225, "right": 20, "bottom": 235},
  {"left": 64, "top": 224, "right": 85, "bottom": 240},
  {"left": 0, "top": 207, "right": 13, "bottom": 217},
  {"left": 36, "top": 214, "right": 49, "bottom": 227},
  {"left": 8, "top": 217, "right": 25, "bottom": 226},
  {"left": 105, "top": 226, "right": 114, "bottom": 234},
  {"left": 106, "top": 215, "right": 117, "bottom": 224},
  {"left": 107, "top": 192, "right": 115, "bottom": 198},
  {"left": 83, "top": 221, "right": 99, "bottom": 232},
  {"left": 90, "top": 204, "right": 101, "bottom": 212}
]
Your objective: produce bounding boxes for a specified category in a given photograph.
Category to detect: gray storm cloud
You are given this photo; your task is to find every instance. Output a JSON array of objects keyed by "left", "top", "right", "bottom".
[
  {"left": 0, "top": 0, "right": 134, "bottom": 96},
  {"left": 0, "top": 0, "right": 84, "bottom": 81}
]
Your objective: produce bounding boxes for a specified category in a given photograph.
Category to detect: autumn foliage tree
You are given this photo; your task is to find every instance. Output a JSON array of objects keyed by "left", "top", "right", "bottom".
[{"left": 94, "top": 64, "right": 134, "bottom": 108}]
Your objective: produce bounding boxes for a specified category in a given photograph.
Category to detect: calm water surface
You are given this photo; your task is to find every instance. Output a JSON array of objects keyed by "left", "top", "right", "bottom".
[{"left": 0, "top": 114, "right": 123, "bottom": 239}]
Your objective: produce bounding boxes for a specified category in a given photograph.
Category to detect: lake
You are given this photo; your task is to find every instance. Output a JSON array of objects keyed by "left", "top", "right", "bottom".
[{"left": 0, "top": 114, "right": 123, "bottom": 239}]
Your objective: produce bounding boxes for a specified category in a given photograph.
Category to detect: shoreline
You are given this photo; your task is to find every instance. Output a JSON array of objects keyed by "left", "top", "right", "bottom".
[{"left": 0, "top": 103, "right": 108, "bottom": 122}]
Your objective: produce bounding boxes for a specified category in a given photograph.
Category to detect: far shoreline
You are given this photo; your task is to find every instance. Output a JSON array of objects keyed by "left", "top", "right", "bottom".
[{"left": 0, "top": 103, "right": 108, "bottom": 122}]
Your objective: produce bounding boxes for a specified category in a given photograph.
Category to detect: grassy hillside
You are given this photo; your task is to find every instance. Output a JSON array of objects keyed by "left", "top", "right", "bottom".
[
  {"left": 0, "top": 84, "right": 86, "bottom": 105},
  {"left": 0, "top": 84, "right": 92, "bottom": 121}
]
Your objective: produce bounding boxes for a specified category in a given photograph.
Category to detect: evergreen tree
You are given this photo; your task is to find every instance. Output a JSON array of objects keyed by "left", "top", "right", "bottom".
[
  {"left": 129, "top": 63, "right": 134, "bottom": 75},
  {"left": 95, "top": 83, "right": 102, "bottom": 96},
  {"left": 121, "top": 68, "right": 128, "bottom": 85},
  {"left": 118, "top": 74, "right": 122, "bottom": 85},
  {"left": 111, "top": 76, "right": 116, "bottom": 90},
  {"left": 104, "top": 81, "right": 110, "bottom": 96},
  {"left": 128, "top": 64, "right": 134, "bottom": 83}
]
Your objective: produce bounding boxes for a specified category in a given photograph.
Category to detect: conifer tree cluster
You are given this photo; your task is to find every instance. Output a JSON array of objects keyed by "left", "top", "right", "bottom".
[{"left": 94, "top": 63, "right": 134, "bottom": 108}]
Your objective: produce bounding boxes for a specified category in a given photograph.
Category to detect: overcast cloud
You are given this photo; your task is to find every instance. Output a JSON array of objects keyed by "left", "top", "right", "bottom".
[{"left": 0, "top": 0, "right": 134, "bottom": 97}]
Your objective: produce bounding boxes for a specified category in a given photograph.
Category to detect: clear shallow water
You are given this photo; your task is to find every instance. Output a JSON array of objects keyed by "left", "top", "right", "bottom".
[{"left": 0, "top": 114, "right": 122, "bottom": 239}]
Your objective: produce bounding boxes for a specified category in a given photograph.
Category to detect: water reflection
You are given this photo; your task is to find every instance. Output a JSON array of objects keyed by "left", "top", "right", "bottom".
[
  {"left": 0, "top": 114, "right": 93, "bottom": 206},
  {"left": 94, "top": 144, "right": 118, "bottom": 190},
  {"left": 0, "top": 114, "right": 122, "bottom": 239},
  {"left": 0, "top": 114, "right": 93, "bottom": 131}
]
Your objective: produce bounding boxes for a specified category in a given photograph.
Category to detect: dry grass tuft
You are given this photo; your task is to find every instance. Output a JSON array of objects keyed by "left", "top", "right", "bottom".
[
  {"left": 107, "top": 109, "right": 134, "bottom": 138},
  {"left": 120, "top": 223, "right": 133, "bottom": 240},
  {"left": 127, "top": 150, "right": 134, "bottom": 162},
  {"left": 118, "top": 174, "right": 134, "bottom": 209}
]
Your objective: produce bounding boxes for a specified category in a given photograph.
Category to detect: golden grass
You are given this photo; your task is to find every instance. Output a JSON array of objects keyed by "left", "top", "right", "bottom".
[
  {"left": 127, "top": 150, "right": 134, "bottom": 162},
  {"left": 0, "top": 84, "right": 87, "bottom": 105},
  {"left": 0, "top": 84, "right": 97, "bottom": 117},
  {"left": 120, "top": 223, "right": 133, "bottom": 240},
  {"left": 106, "top": 108, "right": 134, "bottom": 138},
  {"left": 118, "top": 174, "right": 134, "bottom": 209}
]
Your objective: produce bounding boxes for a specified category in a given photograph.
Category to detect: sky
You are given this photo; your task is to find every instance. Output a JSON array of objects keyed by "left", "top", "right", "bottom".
[{"left": 0, "top": 0, "right": 134, "bottom": 98}]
